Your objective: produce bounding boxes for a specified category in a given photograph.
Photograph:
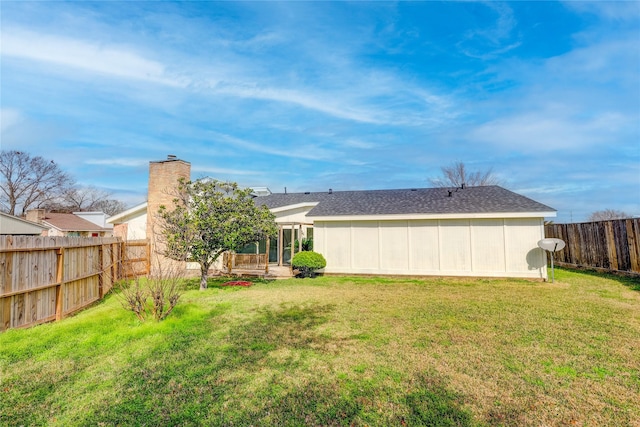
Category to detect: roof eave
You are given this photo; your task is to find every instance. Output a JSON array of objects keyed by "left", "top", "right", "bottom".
[{"left": 309, "top": 211, "right": 557, "bottom": 221}]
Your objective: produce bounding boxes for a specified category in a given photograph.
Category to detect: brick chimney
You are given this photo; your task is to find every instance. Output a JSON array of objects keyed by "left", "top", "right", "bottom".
[
  {"left": 26, "top": 209, "right": 46, "bottom": 223},
  {"left": 147, "top": 155, "right": 191, "bottom": 275}
]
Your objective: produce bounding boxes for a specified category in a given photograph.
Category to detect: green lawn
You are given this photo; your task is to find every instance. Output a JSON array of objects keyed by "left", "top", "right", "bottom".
[{"left": 1, "top": 269, "right": 639, "bottom": 426}]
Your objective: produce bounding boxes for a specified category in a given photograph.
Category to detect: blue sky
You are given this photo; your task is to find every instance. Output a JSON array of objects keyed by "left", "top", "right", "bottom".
[{"left": 1, "top": 1, "right": 638, "bottom": 223}]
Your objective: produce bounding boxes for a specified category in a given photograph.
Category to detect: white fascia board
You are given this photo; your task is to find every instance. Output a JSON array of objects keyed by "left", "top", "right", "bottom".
[
  {"left": 269, "top": 202, "right": 319, "bottom": 214},
  {"left": 310, "top": 211, "right": 557, "bottom": 222},
  {"left": 107, "top": 202, "right": 148, "bottom": 224}
]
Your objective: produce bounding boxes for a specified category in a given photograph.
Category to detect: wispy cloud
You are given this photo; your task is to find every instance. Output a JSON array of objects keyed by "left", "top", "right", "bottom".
[
  {"left": 342, "top": 138, "right": 378, "bottom": 149},
  {"left": 85, "top": 158, "right": 148, "bottom": 167},
  {"left": 206, "top": 132, "right": 337, "bottom": 161},
  {"left": 458, "top": 2, "right": 521, "bottom": 59},
  {"left": 1, "top": 28, "right": 186, "bottom": 87},
  {"left": 1, "top": 1, "right": 637, "bottom": 223},
  {"left": 191, "top": 165, "right": 261, "bottom": 176},
  {"left": 469, "top": 111, "right": 630, "bottom": 152},
  {"left": 0, "top": 108, "right": 22, "bottom": 133},
  {"left": 562, "top": 1, "right": 640, "bottom": 22}
]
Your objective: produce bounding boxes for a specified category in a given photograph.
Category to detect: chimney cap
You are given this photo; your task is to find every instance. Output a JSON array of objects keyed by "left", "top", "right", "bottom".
[{"left": 167, "top": 154, "right": 177, "bottom": 160}]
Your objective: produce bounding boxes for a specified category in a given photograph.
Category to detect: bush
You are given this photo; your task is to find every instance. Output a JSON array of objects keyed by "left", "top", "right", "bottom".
[
  {"left": 116, "top": 255, "right": 183, "bottom": 322},
  {"left": 291, "top": 251, "right": 326, "bottom": 278},
  {"left": 291, "top": 237, "right": 313, "bottom": 251}
]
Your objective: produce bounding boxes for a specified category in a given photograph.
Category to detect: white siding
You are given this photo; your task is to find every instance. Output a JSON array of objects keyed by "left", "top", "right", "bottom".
[
  {"left": 409, "top": 220, "right": 440, "bottom": 271},
  {"left": 314, "top": 217, "right": 546, "bottom": 278},
  {"left": 380, "top": 221, "right": 409, "bottom": 271},
  {"left": 504, "top": 218, "right": 546, "bottom": 276},
  {"left": 126, "top": 213, "right": 147, "bottom": 240},
  {"left": 439, "top": 219, "right": 472, "bottom": 272},
  {"left": 351, "top": 222, "right": 379, "bottom": 270},
  {"left": 273, "top": 205, "right": 314, "bottom": 223},
  {"left": 322, "top": 221, "right": 351, "bottom": 270},
  {"left": 471, "top": 219, "right": 506, "bottom": 273}
]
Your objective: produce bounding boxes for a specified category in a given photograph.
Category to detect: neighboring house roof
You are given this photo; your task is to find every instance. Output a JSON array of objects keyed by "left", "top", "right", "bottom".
[
  {"left": 257, "top": 186, "right": 556, "bottom": 218},
  {"left": 107, "top": 202, "right": 148, "bottom": 225},
  {"left": 42, "top": 212, "right": 107, "bottom": 232},
  {"left": 0, "top": 212, "right": 49, "bottom": 235}
]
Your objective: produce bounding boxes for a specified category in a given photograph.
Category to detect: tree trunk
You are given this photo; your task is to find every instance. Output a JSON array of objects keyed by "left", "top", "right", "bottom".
[{"left": 200, "top": 263, "right": 210, "bottom": 290}]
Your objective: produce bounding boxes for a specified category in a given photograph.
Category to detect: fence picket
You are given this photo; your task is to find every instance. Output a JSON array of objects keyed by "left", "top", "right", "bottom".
[
  {"left": 0, "top": 236, "right": 149, "bottom": 331},
  {"left": 545, "top": 218, "right": 640, "bottom": 275}
]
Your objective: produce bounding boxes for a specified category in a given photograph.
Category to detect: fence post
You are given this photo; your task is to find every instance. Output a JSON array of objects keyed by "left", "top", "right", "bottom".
[
  {"left": 265, "top": 236, "right": 270, "bottom": 275},
  {"left": 55, "top": 247, "right": 64, "bottom": 321},
  {"left": 98, "top": 245, "right": 104, "bottom": 298},
  {"left": 146, "top": 241, "right": 151, "bottom": 275},
  {"left": 113, "top": 242, "right": 118, "bottom": 281}
]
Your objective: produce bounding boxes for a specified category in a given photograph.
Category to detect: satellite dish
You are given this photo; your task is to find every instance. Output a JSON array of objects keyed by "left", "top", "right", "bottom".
[
  {"left": 537, "top": 238, "right": 566, "bottom": 283},
  {"left": 538, "top": 238, "right": 566, "bottom": 252}
]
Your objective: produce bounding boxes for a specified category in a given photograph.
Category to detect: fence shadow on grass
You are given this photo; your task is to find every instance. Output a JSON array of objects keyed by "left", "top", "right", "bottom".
[{"left": 558, "top": 266, "right": 640, "bottom": 292}]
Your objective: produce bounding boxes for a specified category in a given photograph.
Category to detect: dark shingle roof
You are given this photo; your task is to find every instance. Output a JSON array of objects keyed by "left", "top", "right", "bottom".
[{"left": 256, "top": 186, "right": 555, "bottom": 217}]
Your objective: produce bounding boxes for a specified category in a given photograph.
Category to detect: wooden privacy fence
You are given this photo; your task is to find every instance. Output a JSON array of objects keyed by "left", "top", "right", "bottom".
[
  {"left": 0, "top": 236, "right": 150, "bottom": 331},
  {"left": 545, "top": 218, "right": 640, "bottom": 275},
  {"left": 121, "top": 239, "right": 150, "bottom": 277}
]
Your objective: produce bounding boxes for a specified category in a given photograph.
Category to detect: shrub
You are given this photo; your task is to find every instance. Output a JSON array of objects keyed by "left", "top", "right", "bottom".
[
  {"left": 291, "top": 251, "right": 326, "bottom": 278},
  {"left": 116, "top": 255, "right": 183, "bottom": 322},
  {"left": 291, "top": 237, "right": 313, "bottom": 251}
]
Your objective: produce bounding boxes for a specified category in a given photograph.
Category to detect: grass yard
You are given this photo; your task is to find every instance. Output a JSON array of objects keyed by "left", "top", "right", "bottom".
[{"left": 1, "top": 268, "right": 639, "bottom": 426}]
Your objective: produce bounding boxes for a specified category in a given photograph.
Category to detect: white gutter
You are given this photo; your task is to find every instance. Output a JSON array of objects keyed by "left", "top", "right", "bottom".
[{"left": 309, "top": 211, "right": 557, "bottom": 221}]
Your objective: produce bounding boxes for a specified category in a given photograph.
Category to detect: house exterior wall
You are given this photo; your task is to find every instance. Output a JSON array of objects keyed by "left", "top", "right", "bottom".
[
  {"left": 272, "top": 205, "right": 315, "bottom": 224},
  {"left": 107, "top": 203, "right": 148, "bottom": 241},
  {"left": 0, "top": 214, "right": 47, "bottom": 235},
  {"left": 313, "top": 217, "right": 547, "bottom": 278},
  {"left": 44, "top": 228, "right": 107, "bottom": 237},
  {"left": 124, "top": 213, "right": 147, "bottom": 240}
]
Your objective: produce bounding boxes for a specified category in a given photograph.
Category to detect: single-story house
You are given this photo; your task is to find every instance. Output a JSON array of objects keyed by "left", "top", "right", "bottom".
[
  {"left": 256, "top": 185, "right": 556, "bottom": 279},
  {"left": 25, "top": 210, "right": 112, "bottom": 237},
  {"left": 106, "top": 202, "right": 148, "bottom": 241},
  {"left": 0, "top": 212, "right": 49, "bottom": 235},
  {"left": 108, "top": 156, "right": 556, "bottom": 279}
]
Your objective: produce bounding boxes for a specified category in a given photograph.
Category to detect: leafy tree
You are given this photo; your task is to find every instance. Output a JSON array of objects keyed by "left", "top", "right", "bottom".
[
  {"left": 157, "top": 178, "right": 278, "bottom": 290},
  {"left": 587, "top": 209, "right": 630, "bottom": 222},
  {"left": 429, "top": 161, "right": 501, "bottom": 188},
  {"left": 0, "top": 150, "right": 74, "bottom": 216}
]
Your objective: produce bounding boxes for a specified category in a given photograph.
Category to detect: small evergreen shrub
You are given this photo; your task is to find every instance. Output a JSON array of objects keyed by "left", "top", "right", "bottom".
[
  {"left": 291, "top": 251, "right": 326, "bottom": 278},
  {"left": 291, "top": 237, "right": 313, "bottom": 251}
]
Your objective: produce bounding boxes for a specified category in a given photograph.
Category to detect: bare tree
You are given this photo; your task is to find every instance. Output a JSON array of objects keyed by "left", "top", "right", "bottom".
[
  {"left": 93, "top": 198, "right": 128, "bottom": 216},
  {"left": 0, "top": 150, "right": 74, "bottom": 216},
  {"left": 587, "top": 209, "right": 630, "bottom": 222},
  {"left": 44, "top": 186, "right": 127, "bottom": 215},
  {"left": 429, "top": 161, "right": 501, "bottom": 188},
  {"left": 117, "top": 254, "right": 183, "bottom": 322}
]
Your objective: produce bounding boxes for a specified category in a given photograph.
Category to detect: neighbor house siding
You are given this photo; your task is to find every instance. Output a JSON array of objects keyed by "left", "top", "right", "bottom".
[
  {"left": 314, "top": 218, "right": 546, "bottom": 278},
  {"left": 272, "top": 205, "right": 315, "bottom": 223},
  {"left": 125, "top": 213, "right": 147, "bottom": 240}
]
